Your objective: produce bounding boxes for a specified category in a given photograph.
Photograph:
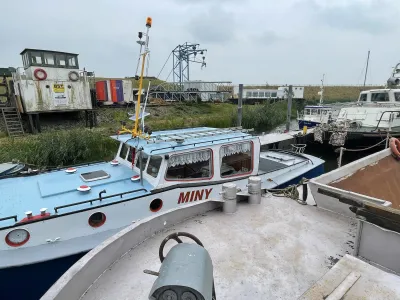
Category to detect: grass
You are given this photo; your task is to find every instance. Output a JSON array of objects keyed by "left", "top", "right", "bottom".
[{"left": 0, "top": 129, "right": 118, "bottom": 167}]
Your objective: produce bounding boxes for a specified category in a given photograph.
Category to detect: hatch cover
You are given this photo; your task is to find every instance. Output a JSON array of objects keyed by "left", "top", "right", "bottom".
[{"left": 80, "top": 170, "right": 110, "bottom": 182}]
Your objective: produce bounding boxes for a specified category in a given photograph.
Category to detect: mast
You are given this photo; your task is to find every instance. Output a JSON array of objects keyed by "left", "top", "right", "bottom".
[
  {"left": 319, "top": 74, "right": 325, "bottom": 105},
  {"left": 363, "top": 50, "right": 370, "bottom": 87},
  {"left": 118, "top": 17, "right": 152, "bottom": 138}
]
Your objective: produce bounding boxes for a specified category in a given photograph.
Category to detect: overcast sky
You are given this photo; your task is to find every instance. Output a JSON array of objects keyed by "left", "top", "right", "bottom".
[{"left": 2, "top": 0, "right": 399, "bottom": 85}]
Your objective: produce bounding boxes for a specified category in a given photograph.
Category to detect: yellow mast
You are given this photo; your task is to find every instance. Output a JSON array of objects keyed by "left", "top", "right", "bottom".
[{"left": 119, "top": 17, "right": 152, "bottom": 138}]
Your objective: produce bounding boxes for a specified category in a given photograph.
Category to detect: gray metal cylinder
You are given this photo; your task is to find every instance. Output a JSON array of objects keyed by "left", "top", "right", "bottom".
[
  {"left": 221, "top": 183, "right": 237, "bottom": 214},
  {"left": 248, "top": 176, "right": 261, "bottom": 205}
]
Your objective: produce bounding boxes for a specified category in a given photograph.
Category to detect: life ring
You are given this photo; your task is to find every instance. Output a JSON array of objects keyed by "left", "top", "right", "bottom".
[
  {"left": 68, "top": 71, "right": 79, "bottom": 82},
  {"left": 34, "top": 68, "right": 47, "bottom": 81},
  {"left": 390, "top": 138, "right": 400, "bottom": 159}
]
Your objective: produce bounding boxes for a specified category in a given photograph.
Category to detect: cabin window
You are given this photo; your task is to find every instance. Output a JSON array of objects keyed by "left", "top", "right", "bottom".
[
  {"left": 67, "top": 55, "right": 77, "bottom": 68},
  {"left": 265, "top": 92, "right": 271, "bottom": 98},
  {"left": 252, "top": 92, "right": 258, "bottom": 97},
  {"left": 119, "top": 143, "right": 129, "bottom": 159},
  {"left": 165, "top": 149, "right": 212, "bottom": 180},
  {"left": 44, "top": 53, "right": 55, "bottom": 65},
  {"left": 56, "top": 54, "right": 66, "bottom": 67},
  {"left": 311, "top": 109, "right": 318, "bottom": 115},
  {"left": 259, "top": 92, "right": 265, "bottom": 97},
  {"left": 246, "top": 92, "right": 251, "bottom": 98},
  {"left": 322, "top": 110, "right": 328, "bottom": 115},
  {"left": 127, "top": 147, "right": 137, "bottom": 163},
  {"left": 371, "top": 92, "right": 389, "bottom": 102},
  {"left": 395, "top": 93, "right": 400, "bottom": 102},
  {"left": 305, "top": 109, "right": 311, "bottom": 115},
  {"left": 136, "top": 152, "right": 149, "bottom": 169},
  {"left": 271, "top": 92, "right": 277, "bottom": 97},
  {"left": 30, "top": 52, "right": 42, "bottom": 65},
  {"left": 220, "top": 142, "right": 252, "bottom": 177},
  {"left": 359, "top": 94, "right": 367, "bottom": 102},
  {"left": 146, "top": 156, "right": 162, "bottom": 178}
]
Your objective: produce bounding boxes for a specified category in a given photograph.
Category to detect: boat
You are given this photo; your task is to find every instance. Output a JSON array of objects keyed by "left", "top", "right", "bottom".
[
  {"left": 42, "top": 150, "right": 400, "bottom": 300},
  {"left": 0, "top": 17, "right": 325, "bottom": 300},
  {"left": 297, "top": 74, "right": 340, "bottom": 129},
  {"left": 313, "top": 63, "right": 400, "bottom": 147}
]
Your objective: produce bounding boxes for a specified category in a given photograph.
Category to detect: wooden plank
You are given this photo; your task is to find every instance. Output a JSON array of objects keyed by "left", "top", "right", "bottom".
[{"left": 355, "top": 208, "right": 400, "bottom": 234}]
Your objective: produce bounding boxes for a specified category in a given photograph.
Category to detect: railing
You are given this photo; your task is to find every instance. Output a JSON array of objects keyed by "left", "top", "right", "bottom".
[
  {"left": 372, "top": 111, "right": 400, "bottom": 132},
  {"left": 0, "top": 215, "right": 18, "bottom": 223},
  {"left": 54, "top": 188, "right": 147, "bottom": 213}
]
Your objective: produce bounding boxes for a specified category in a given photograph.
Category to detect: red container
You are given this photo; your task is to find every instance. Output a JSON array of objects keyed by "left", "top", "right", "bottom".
[
  {"left": 96, "top": 81, "right": 108, "bottom": 101},
  {"left": 110, "top": 80, "right": 124, "bottom": 102}
]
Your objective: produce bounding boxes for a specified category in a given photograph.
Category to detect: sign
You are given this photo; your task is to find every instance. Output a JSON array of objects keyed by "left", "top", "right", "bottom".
[
  {"left": 178, "top": 188, "right": 213, "bottom": 204},
  {"left": 53, "top": 83, "right": 67, "bottom": 106}
]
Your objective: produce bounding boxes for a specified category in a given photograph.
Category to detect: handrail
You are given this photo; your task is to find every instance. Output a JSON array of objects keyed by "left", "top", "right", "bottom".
[
  {"left": 54, "top": 188, "right": 147, "bottom": 213},
  {"left": 372, "top": 110, "right": 400, "bottom": 132},
  {"left": 149, "top": 135, "right": 254, "bottom": 154},
  {"left": 0, "top": 215, "right": 18, "bottom": 223}
]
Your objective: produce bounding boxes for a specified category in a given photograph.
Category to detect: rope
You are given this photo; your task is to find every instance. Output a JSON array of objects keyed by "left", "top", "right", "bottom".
[
  {"left": 342, "top": 137, "right": 388, "bottom": 152},
  {"left": 266, "top": 178, "right": 309, "bottom": 202}
]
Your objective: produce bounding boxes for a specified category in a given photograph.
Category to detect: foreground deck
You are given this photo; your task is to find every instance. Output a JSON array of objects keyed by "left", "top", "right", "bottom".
[{"left": 79, "top": 195, "right": 356, "bottom": 300}]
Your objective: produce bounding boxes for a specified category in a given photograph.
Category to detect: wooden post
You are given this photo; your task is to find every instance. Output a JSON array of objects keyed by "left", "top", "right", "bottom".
[
  {"left": 238, "top": 84, "right": 243, "bottom": 127},
  {"left": 286, "top": 85, "right": 293, "bottom": 132},
  {"left": 338, "top": 147, "right": 344, "bottom": 168}
]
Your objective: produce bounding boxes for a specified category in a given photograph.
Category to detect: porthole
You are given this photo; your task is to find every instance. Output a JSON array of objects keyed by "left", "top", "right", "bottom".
[
  {"left": 5, "top": 229, "right": 30, "bottom": 247},
  {"left": 88, "top": 212, "right": 106, "bottom": 228},
  {"left": 150, "top": 199, "right": 163, "bottom": 212}
]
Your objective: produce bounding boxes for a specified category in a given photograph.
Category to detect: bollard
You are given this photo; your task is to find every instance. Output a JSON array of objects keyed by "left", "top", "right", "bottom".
[
  {"left": 220, "top": 183, "right": 237, "bottom": 214},
  {"left": 248, "top": 176, "right": 261, "bottom": 205}
]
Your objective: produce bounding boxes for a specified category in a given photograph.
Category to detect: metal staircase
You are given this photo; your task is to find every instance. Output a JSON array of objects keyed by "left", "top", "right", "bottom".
[{"left": 1, "top": 107, "right": 24, "bottom": 137}]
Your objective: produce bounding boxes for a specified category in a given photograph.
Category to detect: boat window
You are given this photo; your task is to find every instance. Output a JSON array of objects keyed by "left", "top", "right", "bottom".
[
  {"left": 259, "top": 92, "right": 265, "bottom": 97},
  {"left": 305, "top": 109, "right": 310, "bottom": 115},
  {"left": 395, "top": 92, "right": 400, "bottom": 102},
  {"left": 246, "top": 92, "right": 251, "bottom": 98},
  {"left": 271, "top": 92, "right": 277, "bottom": 97},
  {"left": 220, "top": 142, "right": 252, "bottom": 177},
  {"left": 30, "top": 52, "right": 42, "bottom": 65},
  {"left": 359, "top": 94, "right": 367, "bottom": 102},
  {"left": 67, "top": 55, "right": 77, "bottom": 68},
  {"left": 265, "top": 92, "right": 271, "bottom": 98},
  {"left": 136, "top": 152, "right": 149, "bottom": 169},
  {"left": 127, "top": 147, "right": 136, "bottom": 163},
  {"left": 322, "top": 110, "right": 328, "bottom": 115},
  {"left": 146, "top": 156, "right": 163, "bottom": 178},
  {"left": 44, "top": 53, "right": 55, "bottom": 65},
  {"left": 119, "top": 143, "right": 129, "bottom": 159},
  {"left": 371, "top": 92, "right": 389, "bottom": 102},
  {"left": 311, "top": 109, "right": 318, "bottom": 115},
  {"left": 165, "top": 149, "right": 212, "bottom": 180},
  {"left": 56, "top": 54, "right": 66, "bottom": 67},
  {"left": 252, "top": 92, "right": 258, "bottom": 97}
]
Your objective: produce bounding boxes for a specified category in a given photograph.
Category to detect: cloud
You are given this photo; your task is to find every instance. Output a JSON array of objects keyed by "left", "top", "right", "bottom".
[
  {"left": 254, "top": 31, "right": 283, "bottom": 46},
  {"left": 187, "top": 6, "right": 237, "bottom": 44},
  {"left": 300, "top": 0, "right": 398, "bottom": 35}
]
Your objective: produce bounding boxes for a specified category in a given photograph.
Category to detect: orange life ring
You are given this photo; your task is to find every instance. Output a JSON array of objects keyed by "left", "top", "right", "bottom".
[
  {"left": 390, "top": 138, "right": 400, "bottom": 158},
  {"left": 34, "top": 68, "right": 47, "bottom": 80}
]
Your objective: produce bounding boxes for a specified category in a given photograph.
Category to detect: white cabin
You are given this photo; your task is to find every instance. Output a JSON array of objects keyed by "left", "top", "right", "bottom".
[{"left": 12, "top": 49, "right": 92, "bottom": 113}]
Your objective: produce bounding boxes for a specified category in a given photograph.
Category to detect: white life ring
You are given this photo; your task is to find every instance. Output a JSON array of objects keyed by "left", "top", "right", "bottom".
[{"left": 68, "top": 71, "right": 79, "bottom": 82}]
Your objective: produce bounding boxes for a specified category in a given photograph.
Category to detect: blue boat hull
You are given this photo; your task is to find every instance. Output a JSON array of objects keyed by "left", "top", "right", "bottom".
[
  {"left": 0, "top": 162, "right": 324, "bottom": 300},
  {"left": 298, "top": 119, "right": 320, "bottom": 130}
]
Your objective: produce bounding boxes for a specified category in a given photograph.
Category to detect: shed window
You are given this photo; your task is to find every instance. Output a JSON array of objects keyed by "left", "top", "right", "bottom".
[
  {"left": 31, "top": 52, "right": 42, "bottom": 65},
  {"left": 220, "top": 142, "right": 252, "bottom": 177},
  {"left": 166, "top": 149, "right": 212, "bottom": 180},
  {"left": 371, "top": 93, "right": 389, "bottom": 102},
  {"left": 44, "top": 53, "right": 55, "bottom": 65},
  {"left": 56, "top": 54, "right": 66, "bottom": 67},
  {"left": 146, "top": 156, "right": 162, "bottom": 178}
]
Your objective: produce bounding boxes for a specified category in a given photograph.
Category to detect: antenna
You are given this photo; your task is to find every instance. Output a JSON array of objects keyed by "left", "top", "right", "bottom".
[
  {"left": 363, "top": 50, "right": 370, "bottom": 87},
  {"left": 319, "top": 74, "right": 325, "bottom": 105}
]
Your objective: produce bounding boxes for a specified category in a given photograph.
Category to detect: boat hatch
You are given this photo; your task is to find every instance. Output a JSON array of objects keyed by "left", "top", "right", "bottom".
[{"left": 80, "top": 170, "right": 110, "bottom": 182}]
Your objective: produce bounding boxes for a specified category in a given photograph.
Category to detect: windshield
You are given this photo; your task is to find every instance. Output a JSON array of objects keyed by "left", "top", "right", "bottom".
[{"left": 371, "top": 93, "right": 389, "bottom": 102}]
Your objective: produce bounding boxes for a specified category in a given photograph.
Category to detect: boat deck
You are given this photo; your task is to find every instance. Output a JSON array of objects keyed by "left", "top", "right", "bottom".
[
  {"left": 79, "top": 195, "right": 356, "bottom": 300},
  {"left": 330, "top": 156, "right": 400, "bottom": 209}
]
